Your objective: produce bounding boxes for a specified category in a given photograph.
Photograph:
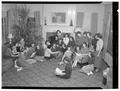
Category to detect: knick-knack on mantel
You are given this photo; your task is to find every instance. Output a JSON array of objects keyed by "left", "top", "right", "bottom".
[
  {"left": 70, "top": 19, "right": 73, "bottom": 26},
  {"left": 44, "top": 17, "right": 47, "bottom": 25}
]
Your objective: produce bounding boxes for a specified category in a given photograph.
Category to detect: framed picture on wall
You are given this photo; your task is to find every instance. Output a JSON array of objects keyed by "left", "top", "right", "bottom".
[{"left": 51, "top": 12, "right": 66, "bottom": 24}]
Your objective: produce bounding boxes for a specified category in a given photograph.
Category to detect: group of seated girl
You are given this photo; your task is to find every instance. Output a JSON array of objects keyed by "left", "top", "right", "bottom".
[
  {"left": 3, "top": 29, "right": 110, "bottom": 85},
  {"left": 3, "top": 38, "right": 44, "bottom": 71},
  {"left": 45, "top": 30, "right": 110, "bottom": 81}
]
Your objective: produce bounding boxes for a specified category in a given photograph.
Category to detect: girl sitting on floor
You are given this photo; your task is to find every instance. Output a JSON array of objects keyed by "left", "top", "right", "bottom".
[
  {"left": 72, "top": 44, "right": 91, "bottom": 68},
  {"left": 80, "top": 42, "right": 90, "bottom": 64},
  {"left": 59, "top": 46, "right": 73, "bottom": 65},
  {"left": 75, "top": 31, "right": 84, "bottom": 46},
  {"left": 55, "top": 57, "right": 72, "bottom": 79},
  {"left": 61, "top": 43, "right": 67, "bottom": 53},
  {"left": 44, "top": 40, "right": 59, "bottom": 60},
  {"left": 54, "top": 35, "right": 59, "bottom": 44},
  {"left": 16, "top": 50, "right": 37, "bottom": 72},
  {"left": 34, "top": 45, "right": 44, "bottom": 62},
  {"left": 57, "top": 38, "right": 63, "bottom": 51},
  {"left": 50, "top": 43, "right": 62, "bottom": 59}
]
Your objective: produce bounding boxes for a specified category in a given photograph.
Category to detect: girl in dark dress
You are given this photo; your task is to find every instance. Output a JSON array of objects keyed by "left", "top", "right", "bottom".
[
  {"left": 83, "top": 31, "right": 88, "bottom": 44},
  {"left": 68, "top": 36, "right": 75, "bottom": 51},
  {"left": 86, "top": 32, "right": 92, "bottom": 48},
  {"left": 56, "top": 30, "right": 63, "bottom": 39},
  {"left": 58, "top": 38, "right": 64, "bottom": 52},
  {"left": 55, "top": 57, "right": 72, "bottom": 79},
  {"left": 75, "top": 31, "right": 84, "bottom": 46},
  {"left": 54, "top": 35, "right": 59, "bottom": 44},
  {"left": 93, "top": 33, "right": 104, "bottom": 72}
]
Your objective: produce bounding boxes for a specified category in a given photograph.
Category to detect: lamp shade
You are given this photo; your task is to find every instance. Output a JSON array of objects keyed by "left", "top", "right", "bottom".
[{"left": 8, "top": 33, "right": 13, "bottom": 39}]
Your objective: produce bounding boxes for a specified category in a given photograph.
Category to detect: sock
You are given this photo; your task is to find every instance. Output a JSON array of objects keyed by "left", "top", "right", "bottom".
[{"left": 102, "top": 76, "right": 107, "bottom": 86}]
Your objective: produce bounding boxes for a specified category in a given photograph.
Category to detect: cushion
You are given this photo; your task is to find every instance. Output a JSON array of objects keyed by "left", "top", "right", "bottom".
[{"left": 2, "top": 58, "right": 13, "bottom": 73}]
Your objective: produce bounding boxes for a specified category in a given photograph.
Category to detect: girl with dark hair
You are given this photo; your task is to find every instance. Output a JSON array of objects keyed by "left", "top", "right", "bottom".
[
  {"left": 72, "top": 44, "right": 90, "bottom": 68},
  {"left": 56, "top": 30, "right": 62, "bottom": 39},
  {"left": 54, "top": 35, "right": 59, "bottom": 44},
  {"left": 61, "top": 43, "right": 67, "bottom": 53},
  {"left": 93, "top": 33, "right": 104, "bottom": 72},
  {"left": 75, "top": 31, "right": 84, "bottom": 46},
  {"left": 44, "top": 40, "right": 59, "bottom": 60},
  {"left": 59, "top": 46, "right": 73, "bottom": 65},
  {"left": 58, "top": 38, "right": 64, "bottom": 52},
  {"left": 55, "top": 57, "right": 72, "bottom": 79},
  {"left": 80, "top": 42, "right": 90, "bottom": 64},
  {"left": 68, "top": 36, "right": 75, "bottom": 50},
  {"left": 83, "top": 31, "right": 88, "bottom": 43},
  {"left": 86, "top": 32, "right": 92, "bottom": 48}
]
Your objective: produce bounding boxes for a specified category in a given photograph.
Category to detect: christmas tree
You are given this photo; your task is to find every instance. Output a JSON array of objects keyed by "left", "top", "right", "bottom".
[{"left": 12, "top": 5, "right": 43, "bottom": 47}]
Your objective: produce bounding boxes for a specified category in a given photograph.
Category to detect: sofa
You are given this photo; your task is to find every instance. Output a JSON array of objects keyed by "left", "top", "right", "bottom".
[{"left": 2, "top": 44, "right": 14, "bottom": 74}]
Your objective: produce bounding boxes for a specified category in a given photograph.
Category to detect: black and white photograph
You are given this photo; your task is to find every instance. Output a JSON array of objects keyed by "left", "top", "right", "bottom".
[{"left": 1, "top": 1, "right": 118, "bottom": 89}]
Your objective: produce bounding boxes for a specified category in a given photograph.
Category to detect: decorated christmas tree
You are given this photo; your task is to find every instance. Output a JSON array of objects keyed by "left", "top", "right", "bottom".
[{"left": 12, "top": 5, "right": 43, "bottom": 47}]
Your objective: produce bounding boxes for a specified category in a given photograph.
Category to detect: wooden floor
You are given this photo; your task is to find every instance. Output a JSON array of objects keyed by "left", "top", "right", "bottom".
[{"left": 2, "top": 58, "right": 106, "bottom": 88}]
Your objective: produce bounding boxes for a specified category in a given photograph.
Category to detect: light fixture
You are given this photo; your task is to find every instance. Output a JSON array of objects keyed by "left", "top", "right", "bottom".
[
  {"left": 72, "top": 10, "right": 75, "bottom": 15},
  {"left": 68, "top": 10, "right": 72, "bottom": 15},
  {"left": 8, "top": 33, "right": 13, "bottom": 44}
]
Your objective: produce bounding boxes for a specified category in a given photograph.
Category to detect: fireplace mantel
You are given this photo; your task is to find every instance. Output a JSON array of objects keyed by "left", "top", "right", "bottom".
[{"left": 42, "top": 25, "right": 75, "bottom": 41}]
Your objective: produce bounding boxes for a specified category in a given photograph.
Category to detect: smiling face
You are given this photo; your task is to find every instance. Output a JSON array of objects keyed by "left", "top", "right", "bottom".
[
  {"left": 65, "top": 34, "right": 68, "bottom": 38},
  {"left": 76, "top": 46, "right": 80, "bottom": 52},
  {"left": 46, "top": 41, "right": 51, "bottom": 46},
  {"left": 70, "top": 37, "right": 73, "bottom": 41},
  {"left": 37, "top": 45, "right": 40, "bottom": 49},
  {"left": 57, "top": 32, "right": 61, "bottom": 36},
  {"left": 53, "top": 44, "right": 56, "bottom": 48},
  {"left": 82, "top": 42, "right": 87, "bottom": 48},
  {"left": 95, "top": 35, "right": 98, "bottom": 39},
  {"left": 57, "top": 30, "right": 62, "bottom": 36},
  {"left": 59, "top": 39, "right": 62, "bottom": 43},
  {"left": 67, "top": 47, "right": 71, "bottom": 50},
  {"left": 77, "top": 33, "right": 81, "bottom": 37},
  {"left": 31, "top": 44, "right": 35, "bottom": 47},
  {"left": 55, "top": 36, "right": 58, "bottom": 40},
  {"left": 87, "top": 33, "right": 90, "bottom": 38},
  {"left": 83, "top": 33, "right": 86, "bottom": 37}
]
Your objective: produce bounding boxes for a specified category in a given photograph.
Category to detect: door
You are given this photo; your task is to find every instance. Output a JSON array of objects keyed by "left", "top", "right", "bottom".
[
  {"left": 90, "top": 13, "right": 98, "bottom": 35},
  {"left": 76, "top": 12, "right": 84, "bottom": 27}
]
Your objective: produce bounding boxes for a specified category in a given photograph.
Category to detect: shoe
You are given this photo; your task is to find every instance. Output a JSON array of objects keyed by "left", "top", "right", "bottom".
[
  {"left": 95, "top": 69, "right": 99, "bottom": 72},
  {"left": 59, "top": 62, "right": 64, "bottom": 65},
  {"left": 87, "top": 71, "right": 93, "bottom": 76},
  {"left": 17, "top": 67, "right": 23, "bottom": 72},
  {"left": 40, "top": 60, "right": 44, "bottom": 62}
]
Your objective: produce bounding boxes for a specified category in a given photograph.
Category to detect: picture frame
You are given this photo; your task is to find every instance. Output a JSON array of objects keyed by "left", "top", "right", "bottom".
[{"left": 51, "top": 12, "right": 66, "bottom": 24}]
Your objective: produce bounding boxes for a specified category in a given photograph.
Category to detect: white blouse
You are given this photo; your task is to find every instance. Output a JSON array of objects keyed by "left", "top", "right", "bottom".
[
  {"left": 63, "top": 37, "right": 69, "bottom": 45},
  {"left": 96, "top": 38, "right": 103, "bottom": 52}
]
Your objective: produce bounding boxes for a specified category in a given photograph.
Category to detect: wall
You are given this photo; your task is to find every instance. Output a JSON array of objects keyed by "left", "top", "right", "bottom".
[
  {"left": 43, "top": 4, "right": 76, "bottom": 40},
  {"left": 76, "top": 4, "right": 105, "bottom": 33},
  {"left": 2, "top": 3, "right": 107, "bottom": 41},
  {"left": 42, "top": 4, "right": 105, "bottom": 40},
  {"left": 27, "top": 4, "right": 43, "bottom": 25}
]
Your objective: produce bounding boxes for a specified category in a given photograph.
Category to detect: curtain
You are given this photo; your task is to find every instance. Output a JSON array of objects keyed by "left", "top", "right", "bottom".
[
  {"left": 34, "top": 11, "right": 41, "bottom": 36},
  {"left": 76, "top": 12, "right": 84, "bottom": 27},
  {"left": 90, "top": 13, "right": 98, "bottom": 35}
]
